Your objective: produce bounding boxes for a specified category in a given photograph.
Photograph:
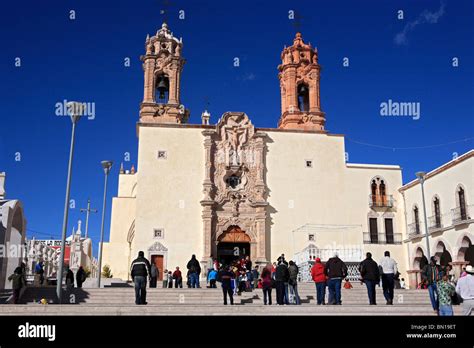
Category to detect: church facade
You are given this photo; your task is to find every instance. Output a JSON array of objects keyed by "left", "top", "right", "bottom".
[{"left": 102, "top": 24, "right": 414, "bottom": 281}]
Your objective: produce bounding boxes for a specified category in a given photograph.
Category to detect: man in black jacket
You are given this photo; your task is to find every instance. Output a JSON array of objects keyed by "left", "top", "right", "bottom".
[
  {"left": 325, "top": 254, "right": 348, "bottom": 305},
  {"left": 275, "top": 261, "right": 290, "bottom": 305},
  {"left": 131, "top": 251, "right": 151, "bottom": 305},
  {"left": 187, "top": 254, "right": 202, "bottom": 288},
  {"left": 217, "top": 266, "right": 235, "bottom": 305},
  {"left": 359, "top": 252, "right": 380, "bottom": 305}
]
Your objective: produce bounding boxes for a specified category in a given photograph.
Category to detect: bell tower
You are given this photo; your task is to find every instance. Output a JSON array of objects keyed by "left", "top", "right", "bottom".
[
  {"left": 277, "top": 32, "right": 325, "bottom": 131},
  {"left": 140, "top": 23, "right": 190, "bottom": 124}
]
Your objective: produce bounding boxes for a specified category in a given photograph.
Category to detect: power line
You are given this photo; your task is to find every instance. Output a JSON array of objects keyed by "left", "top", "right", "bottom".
[
  {"left": 346, "top": 136, "right": 474, "bottom": 151},
  {"left": 26, "top": 228, "right": 58, "bottom": 239}
]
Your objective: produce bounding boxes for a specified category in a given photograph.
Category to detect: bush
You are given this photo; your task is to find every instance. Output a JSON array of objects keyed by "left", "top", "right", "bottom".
[{"left": 102, "top": 265, "right": 113, "bottom": 278}]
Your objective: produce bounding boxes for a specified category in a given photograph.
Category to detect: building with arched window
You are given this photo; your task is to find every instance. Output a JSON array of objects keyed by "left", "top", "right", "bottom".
[
  {"left": 102, "top": 24, "right": 408, "bottom": 281},
  {"left": 400, "top": 150, "right": 474, "bottom": 288},
  {"left": 100, "top": 24, "right": 473, "bottom": 287}
]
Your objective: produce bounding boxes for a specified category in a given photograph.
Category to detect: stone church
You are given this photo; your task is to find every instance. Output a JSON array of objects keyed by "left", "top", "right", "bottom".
[{"left": 102, "top": 23, "right": 407, "bottom": 280}]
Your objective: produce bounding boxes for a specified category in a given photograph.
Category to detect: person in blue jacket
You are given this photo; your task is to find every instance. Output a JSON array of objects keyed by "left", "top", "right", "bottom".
[{"left": 208, "top": 268, "right": 218, "bottom": 288}]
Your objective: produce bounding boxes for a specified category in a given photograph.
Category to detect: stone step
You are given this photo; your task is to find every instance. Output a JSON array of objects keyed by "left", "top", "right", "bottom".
[{"left": 0, "top": 304, "right": 457, "bottom": 316}]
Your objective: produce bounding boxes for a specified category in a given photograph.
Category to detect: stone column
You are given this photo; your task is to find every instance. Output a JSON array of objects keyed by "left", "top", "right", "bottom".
[
  {"left": 287, "top": 68, "right": 297, "bottom": 112},
  {"left": 407, "top": 270, "right": 421, "bottom": 289},
  {"left": 200, "top": 130, "right": 215, "bottom": 268},
  {"left": 143, "top": 58, "right": 155, "bottom": 103},
  {"left": 168, "top": 64, "right": 178, "bottom": 105},
  {"left": 450, "top": 261, "right": 470, "bottom": 280}
]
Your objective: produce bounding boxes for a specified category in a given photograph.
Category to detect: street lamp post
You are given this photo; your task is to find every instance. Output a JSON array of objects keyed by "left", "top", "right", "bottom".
[
  {"left": 57, "top": 102, "right": 82, "bottom": 303},
  {"left": 416, "top": 171, "right": 431, "bottom": 259},
  {"left": 97, "top": 160, "right": 113, "bottom": 288}
]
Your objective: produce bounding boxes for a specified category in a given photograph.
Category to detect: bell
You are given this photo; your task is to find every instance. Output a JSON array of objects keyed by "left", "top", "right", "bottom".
[
  {"left": 299, "top": 84, "right": 307, "bottom": 93},
  {"left": 156, "top": 77, "right": 168, "bottom": 100}
]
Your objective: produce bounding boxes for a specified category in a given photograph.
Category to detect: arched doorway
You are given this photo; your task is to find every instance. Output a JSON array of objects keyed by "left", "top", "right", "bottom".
[
  {"left": 413, "top": 247, "right": 428, "bottom": 270},
  {"left": 217, "top": 225, "right": 251, "bottom": 266},
  {"left": 458, "top": 236, "right": 474, "bottom": 266},
  {"left": 434, "top": 241, "right": 452, "bottom": 267}
]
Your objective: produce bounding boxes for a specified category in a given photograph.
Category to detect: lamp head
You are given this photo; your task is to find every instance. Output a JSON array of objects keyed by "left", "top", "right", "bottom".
[
  {"left": 66, "top": 101, "right": 84, "bottom": 124},
  {"left": 415, "top": 171, "right": 426, "bottom": 182},
  {"left": 101, "top": 160, "right": 113, "bottom": 175}
]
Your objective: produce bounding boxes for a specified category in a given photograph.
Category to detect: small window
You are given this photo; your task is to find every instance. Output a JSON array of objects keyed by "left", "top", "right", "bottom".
[
  {"left": 157, "top": 150, "right": 167, "bottom": 159},
  {"left": 305, "top": 160, "right": 313, "bottom": 168},
  {"left": 153, "top": 229, "right": 164, "bottom": 239},
  {"left": 308, "top": 234, "right": 315, "bottom": 241}
]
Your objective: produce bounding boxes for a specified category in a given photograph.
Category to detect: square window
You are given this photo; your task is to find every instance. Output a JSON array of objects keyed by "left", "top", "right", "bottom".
[
  {"left": 305, "top": 160, "right": 313, "bottom": 168},
  {"left": 157, "top": 151, "right": 167, "bottom": 159},
  {"left": 308, "top": 234, "right": 315, "bottom": 241},
  {"left": 153, "top": 229, "right": 164, "bottom": 239}
]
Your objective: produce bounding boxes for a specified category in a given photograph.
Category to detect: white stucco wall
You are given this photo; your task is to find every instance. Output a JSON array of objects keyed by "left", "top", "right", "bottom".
[
  {"left": 401, "top": 152, "right": 474, "bottom": 270},
  {"left": 133, "top": 125, "right": 205, "bottom": 273}
]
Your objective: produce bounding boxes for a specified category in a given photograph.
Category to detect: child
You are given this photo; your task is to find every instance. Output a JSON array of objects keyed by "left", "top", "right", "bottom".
[
  {"left": 167, "top": 271, "right": 173, "bottom": 288},
  {"left": 343, "top": 278, "right": 353, "bottom": 289},
  {"left": 400, "top": 278, "right": 406, "bottom": 289},
  {"left": 207, "top": 268, "right": 218, "bottom": 288}
]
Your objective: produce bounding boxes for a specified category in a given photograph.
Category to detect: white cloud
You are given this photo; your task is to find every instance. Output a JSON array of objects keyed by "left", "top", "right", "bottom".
[{"left": 394, "top": 1, "right": 446, "bottom": 45}]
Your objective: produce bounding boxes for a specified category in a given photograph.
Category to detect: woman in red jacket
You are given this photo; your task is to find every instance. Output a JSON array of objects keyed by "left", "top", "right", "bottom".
[{"left": 311, "top": 258, "right": 327, "bottom": 305}]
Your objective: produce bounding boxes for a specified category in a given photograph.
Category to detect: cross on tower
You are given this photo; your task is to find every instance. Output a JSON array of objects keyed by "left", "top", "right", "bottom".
[
  {"left": 80, "top": 198, "right": 98, "bottom": 239},
  {"left": 292, "top": 10, "right": 304, "bottom": 33},
  {"left": 159, "top": 0, "right": 173, "bottom": 24}
]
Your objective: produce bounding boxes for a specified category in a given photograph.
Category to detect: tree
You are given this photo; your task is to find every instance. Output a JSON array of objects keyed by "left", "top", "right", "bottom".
[{"left": 102, "top": 264, "right": 113, "bottom": 278}]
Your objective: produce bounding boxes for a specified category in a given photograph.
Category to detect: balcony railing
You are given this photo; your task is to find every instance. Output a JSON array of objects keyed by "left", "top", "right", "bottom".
[
  {"left": 369, "top": 194, "right": 394, "bottom": 208},
  {"left": 428, "top": 215, "right": 443, "bottom": 232},
  {"left": 363, "top": 232, "right": 402, "bottom": 244},
  {"left": 452, "top": 205, "right": 472, "bottom": 224},
  {"left": 408, "top": 222, "right": 421, "bottom": 238}
]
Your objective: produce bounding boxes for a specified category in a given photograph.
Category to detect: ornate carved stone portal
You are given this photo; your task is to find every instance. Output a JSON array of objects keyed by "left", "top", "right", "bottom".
[{"left": 201, "top": 112, "right": 269, "bottom": 266}]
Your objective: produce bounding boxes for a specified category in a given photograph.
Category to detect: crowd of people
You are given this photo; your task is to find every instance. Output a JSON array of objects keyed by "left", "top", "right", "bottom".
[{"left": 127, "top": 250, "right": 474, "bottom": 316}]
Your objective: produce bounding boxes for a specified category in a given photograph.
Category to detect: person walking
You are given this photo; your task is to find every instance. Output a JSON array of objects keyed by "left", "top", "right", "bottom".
[
  {"left": 359, "top": 252, "right": 380, "bottom": 305},
  {"left": 437, "top": 273, "right": 456, "bottom": 316},
  {"left": 167, "top": 271, "right": 173, "bottom": 288},
  {"left": 173, "top": 267, "right": 183, "bottom": 288},
  {"left": 379, "top": 251, "right": 398, "bottom": 305},
  {"left": 324, "top": 253, "right": 347, "bottom": 305},
  {"left": 8, "top": 267, "right": 25, "bottom": 304},
  {"left": 275, "top": 260, "right": 290, "bottom": 305},
  {"left": 261, "top": 265, "right": 273, "bottom": 305},
  {"left": 130, "top": 251, "right": 151, "bottom": 305},
  {"left": 311, "top": 258, "right": 327, "bottom": 305},
  {"left": 455, "top": 265, "right": 474, "bottom": 316},
  {"left": 149, "top": 263, "right": 158, "bottom": 288},
  {"left": 187, "top": 254, "right": 201, "bottom": 288},
  {"left": 217, "top": 266, "right": 235, "bottom": 305},
  {"left": 76, "top": 266, "right": 87, "bottom": 288},
  {"left": 288, "top": 261, "right": 301, "bottom": 305},
  {"left": 65, "top": 267, "right": 75, "bottom": 289},
  {"left": 421, "top": 256, "right": 442, "bottom": 313}
]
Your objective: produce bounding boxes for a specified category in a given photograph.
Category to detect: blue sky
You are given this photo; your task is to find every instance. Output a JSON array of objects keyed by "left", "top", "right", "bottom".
[{"left": 0, "top": 0, "right": 473, "bottom": 256}]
